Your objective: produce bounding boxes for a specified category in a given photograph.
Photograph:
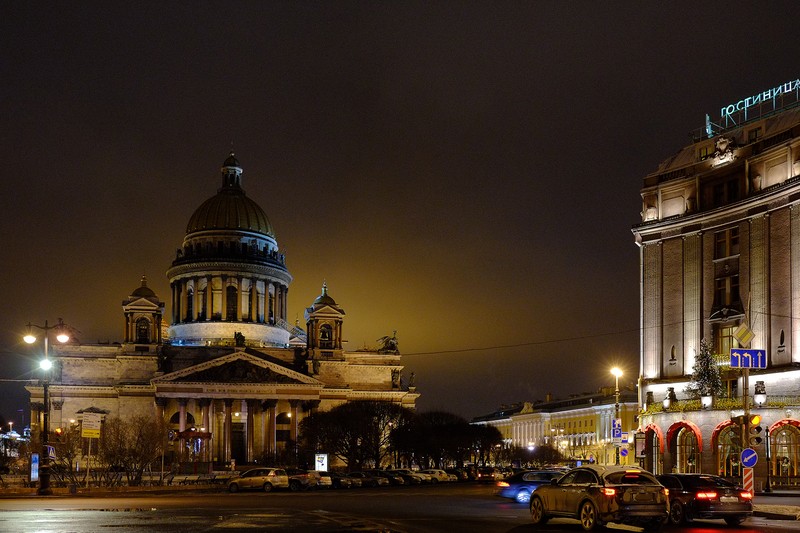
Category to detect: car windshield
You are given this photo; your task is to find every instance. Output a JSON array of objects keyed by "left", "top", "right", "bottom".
[
  {"left": 523, "top": 472, "right": 560, "bottom": 481},
  {"left": 605, "top": 471, "right": 658, "bottom": 485}
]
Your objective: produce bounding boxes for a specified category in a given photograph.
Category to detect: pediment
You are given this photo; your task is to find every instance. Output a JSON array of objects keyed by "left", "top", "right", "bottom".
[
  {"left": 123, "top": 297, "right": 162, "bottom": 310},
  {"left": 152, "top": 351, "right": 320, "bottom": 386}
]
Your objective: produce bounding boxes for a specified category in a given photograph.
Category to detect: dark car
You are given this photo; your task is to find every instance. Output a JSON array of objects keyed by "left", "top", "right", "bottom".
[
  {"left": 284, "top": 467, "right": 317, "bottom": 491},
  {"left": 495, "top": 470, "right": 563, "bottom": 503},
  {"left": 476, "top": 467, "right": 501, "bottom": 483},
  {"left": 656, "top": 473, "right": 753, "bottom": 526},
  {"left": 529, "top": 465, "right": 669, "bottom": 532},
  {"left": 321, "top": 471, "right": 353, "bottom": 489}
]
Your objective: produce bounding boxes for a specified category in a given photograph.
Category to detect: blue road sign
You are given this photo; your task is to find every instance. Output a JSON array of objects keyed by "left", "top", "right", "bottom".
[
  {"left": 741, "top": 448, "right": 758, "bottom": 468},
  {"left": 730, "top": 349, "right": 767, "bottom": 369},
  {"left": 620, "top": 448, "right": 629, "bottom": 457}
]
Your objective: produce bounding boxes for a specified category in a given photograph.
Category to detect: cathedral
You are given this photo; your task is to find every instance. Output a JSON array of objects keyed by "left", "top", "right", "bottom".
[{"left": 26, "top": 153, "right": 418, "bottom": 466}]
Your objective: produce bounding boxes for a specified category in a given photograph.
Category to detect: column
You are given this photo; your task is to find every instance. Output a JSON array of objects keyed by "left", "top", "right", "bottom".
[
  {"left": 154, "top": 397, "right": 167, "bottom": 422},
  {"left": 199, "top": 399, "right": 210, "bottom": 462},
  {"left": 205, "top": 276, "right": 212, "bottom": 321},
  {"left": 179, "top": 280, "right": 188, "bottom": 323},
  {"left": 289, "top": 400, "right": 301, "bottom": 443},
  {"left": 262, "top": 400, "right": 277, "bottom": 460},
  {"left": 223, "top": 399, "right": 233, "bottom": 463},
  {"left": 220, "top": 276, "right": 228, "bottom": 320},
  {"left": 249, "top": 278, "right": 258, "bottom": 322},
  {"left": 178, "top": 398, "right": 188, "bottom": 462},
  {"left": 192, "top": 278, "right": 200, "bottom": 321},
  {"left": 246, "top": 399, "right": 256, "bottom": 462},
  {"left": 237, "top": 277, "right": 244, "bottom": 321},
  {"left": 171, "top": 282, "right": 178, "bottom": 324}
]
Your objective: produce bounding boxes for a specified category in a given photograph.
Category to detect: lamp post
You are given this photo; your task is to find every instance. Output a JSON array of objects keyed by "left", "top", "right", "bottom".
[
  {"left": 24, "top": 319, "right": 69, "bottom": 496},
  {"left": 611, "top": 367, "right": 623, "bottom": 465}
]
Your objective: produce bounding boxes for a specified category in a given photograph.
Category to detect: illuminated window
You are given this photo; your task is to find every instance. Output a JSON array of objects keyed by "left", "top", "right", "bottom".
[
  {"left": 699, "top": 145, "right": 711, "bottom": 160},
  {"left": 714, "top": 275, "right": 739, "bottom": 308},
  {"left": 136, "top": 318, "right": 150, "bottom": 343},
  {"left": 715, "top": 323, "right": 739, "bottom": 356},
  {"left": 676, "top": 428, "right": 700, "bottom": 473},
  {"left": 716, "top": 425, "right": 743, "bottom": 477},
  {"left": 771, "top": 424, "right": 800, "bottom": 481},
  {"left": 714, "top": 227, "right": 740, "bottom": 258},
  {"left": 748, "top": 127, "right": 762, "bottom": 143}
]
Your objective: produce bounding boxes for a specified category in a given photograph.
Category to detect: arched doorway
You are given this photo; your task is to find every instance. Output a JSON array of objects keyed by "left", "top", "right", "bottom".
[
  {"left": 667, "top": 421, "right": 702, "bottom": 473},
  {"left": 713, "top": 420, "right": 742, "bottom": 478},
  {"left": 644, "top": 424, "right": 664, "bottom": 474}
]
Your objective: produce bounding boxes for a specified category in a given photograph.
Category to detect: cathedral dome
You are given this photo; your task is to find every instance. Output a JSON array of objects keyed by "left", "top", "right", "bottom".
[{"left": 185, "top": 153, "right": 275, "bottom": 237}]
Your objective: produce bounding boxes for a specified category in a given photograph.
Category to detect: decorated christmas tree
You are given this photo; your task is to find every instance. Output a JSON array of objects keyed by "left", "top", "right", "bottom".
[{"left": 685, "top": 338, "right": 724, "bottom": 399}]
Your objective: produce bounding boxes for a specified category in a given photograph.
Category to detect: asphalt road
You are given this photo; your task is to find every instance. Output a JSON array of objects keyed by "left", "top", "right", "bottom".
[{"left": 1, "top": 483, "right": 798, "bottom": 533}]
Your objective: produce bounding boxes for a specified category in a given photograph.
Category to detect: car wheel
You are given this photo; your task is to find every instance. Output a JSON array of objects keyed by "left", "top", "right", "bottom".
[
  {"left": 668, "top": 500, "right": 685, "bottom": 525},
  {"left": 430, "top": 478, "right": 438, "bottom": 484},
  {"left": 529, "top": 496, "right": 549, "bottom": 525},
  {"left": 228, "top": 483, "right": 239, "bottom": 493},
  {"left": 579, "top": 500, "right": 598, "bottom": 531},
  {"left": 263, "top": 482, "right": 273, "bottom": 493},
  {"left": 724, "top": 516, "right": 746, "bottom": 526},
  {"left": 515, "top": 489, "right": 531, "bottom": 504},
  {"left": 289, "top": 480, "right": 301, "bottom": 492}
]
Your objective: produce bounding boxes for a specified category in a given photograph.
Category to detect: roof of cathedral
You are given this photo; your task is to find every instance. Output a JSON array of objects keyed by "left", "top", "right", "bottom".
[
  {"left": 131, "top": 275, "right": 156, "bottom": 298},
  {"left": 185, "top": 153, "right": 275, "bottom": 237}
]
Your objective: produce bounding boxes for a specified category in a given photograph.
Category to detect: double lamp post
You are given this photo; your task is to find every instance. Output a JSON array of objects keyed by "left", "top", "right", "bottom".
[{"left": 24, "top": 319, "right": 69, "bottom": 496}]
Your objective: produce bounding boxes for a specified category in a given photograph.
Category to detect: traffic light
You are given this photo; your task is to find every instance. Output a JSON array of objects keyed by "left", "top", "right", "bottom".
[{"left": 749, "top": 414, "right": 764, "bottom": 446}]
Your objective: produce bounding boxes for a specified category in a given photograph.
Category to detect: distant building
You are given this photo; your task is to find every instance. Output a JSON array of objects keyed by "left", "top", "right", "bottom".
[
  {"left": 472, "top": 389, "right": 638, "bottom": 465},
  {"left": 25, "top": 153, "right": 418, "bottom": 468},
  {"left": 633, "top": 80, "right": 800, "bottom": 488}
]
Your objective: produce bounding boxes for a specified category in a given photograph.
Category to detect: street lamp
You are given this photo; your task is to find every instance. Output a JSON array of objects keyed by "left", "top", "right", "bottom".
[
  {"left": 23, "top": 319, "right": 69, "bottom": 496},
  {"left": 611, "top": 367, "right": 623, "bottom": 465}
]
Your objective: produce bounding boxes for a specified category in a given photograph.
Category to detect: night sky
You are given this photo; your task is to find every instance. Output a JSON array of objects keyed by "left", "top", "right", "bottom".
[{"left": 2, "top": 2, "right": 799, "bottom": 425}]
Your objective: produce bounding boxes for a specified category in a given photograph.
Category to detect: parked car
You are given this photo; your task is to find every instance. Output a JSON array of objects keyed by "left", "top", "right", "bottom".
[
  {"left": 284, "top": 467, "right": 317, "bottom": 491},
  {"left": 476, "top": 467, "right": 501, "bottom": 483},
  {"left": 420, "top": 469, "right": 451, "bottom": 483},
  {"left": 370, "top": 469, "right": 405, "bottom": 485},
  {"left": 322, "top": 471, "right": 353, "bottom": 489},
  {"left": 390, "top": 468, "right": 424, "bottom": 484},
  {"left": 656, "top": 473, "right": 753, "bottom": 526},
  {"left": 227, "top": 467, "right": 288, "bottom": 493},
  {"left": 529, "top": 465, "right": 669, "bottom": 532},
  {"left": 495, "top": 470, "right": 563, "bottom": 503},
  {"left": 445, "top": 468, "right": 469, "bottom": 481},
  {"left": 348, "top": 471, "right": 380, "bottom": 487},
  {"left": 363, "top": 471, "right": 390, "bottom": 486},
  {"left": 310, "top": 470, "right": 332, "bottom": 489}
]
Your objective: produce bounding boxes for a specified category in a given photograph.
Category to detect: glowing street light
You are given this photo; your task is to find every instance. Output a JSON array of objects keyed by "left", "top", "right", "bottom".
[
  {"left": 611, "top": 367, "right": 623, "bottom": 465},
  {"left": 23, "top": 319, "right": 70, "bottom": 496}
]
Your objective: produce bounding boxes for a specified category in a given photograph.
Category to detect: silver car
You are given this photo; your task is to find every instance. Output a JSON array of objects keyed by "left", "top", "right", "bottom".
[{"left": 228, "top": 467, "right": 289, "bottom": 493}]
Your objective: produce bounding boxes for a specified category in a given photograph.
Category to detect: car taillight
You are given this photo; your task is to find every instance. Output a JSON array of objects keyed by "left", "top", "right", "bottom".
[
  {"left": 601, "top": 488, "right": 616, "bottom": 496},
  {"left": 740, "top": 491, "right": 753, "bottom": 500},
  {"left": 696, "top": 491, "right": 718, "bottom": 500},
  {"left": 497, "top": 481, "right": 509, "bottom": 488}
]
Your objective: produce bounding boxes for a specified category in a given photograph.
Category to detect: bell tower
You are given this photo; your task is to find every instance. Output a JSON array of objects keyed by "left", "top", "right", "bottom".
[
  {"left": 304, "top": 282, "right": 345, "bottom": 361},
  {"left": 122, "top": 276, "right": 165, "bottom": 349}
]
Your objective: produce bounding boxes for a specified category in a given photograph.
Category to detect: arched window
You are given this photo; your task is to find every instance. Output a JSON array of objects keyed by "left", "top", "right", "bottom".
[
  {"left": 226, "top": 285, "right": 238, "bottom": 321},
  {"left": 646, "top": 428, "right": 663, "bottom": 474},
  {"left": 136, "top": 318, "right": 151, "bottom": 343},
  {"left": 772, "top": 424, "right": 800, "bottom": 485},
  {"left": 716, "top": 425, "right": 742, "bottom": 477},
  {"left": 676, "top": 427, "right": 700, "bottom": 473}
]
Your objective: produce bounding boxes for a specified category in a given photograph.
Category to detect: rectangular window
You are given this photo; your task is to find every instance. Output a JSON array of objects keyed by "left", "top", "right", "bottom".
[
  {"left": 714, "top": 275, "right": 739, "bottom": 307},
  {"left": 715, "top": 324, "right": 739, "bottom": 356},
  {"left": 699, "top": 145, "right": 711, "bottom": 159},
  {"left": 714, "top": 227, "right": 740, "bottom": 258},
  {"left": 748, "top": 128, "right": 762, "bottom": 143}
]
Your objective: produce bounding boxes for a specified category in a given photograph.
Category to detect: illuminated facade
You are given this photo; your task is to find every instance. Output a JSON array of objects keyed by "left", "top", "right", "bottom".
[
  {"left": 633, "top": 84, "right": 800, "bottom": 489},
  {"left": 473, "top": 390, "right": 638, "bottom": 466},
  {"left": 26, "top": 153, "right": 418, "bottom": 468}
]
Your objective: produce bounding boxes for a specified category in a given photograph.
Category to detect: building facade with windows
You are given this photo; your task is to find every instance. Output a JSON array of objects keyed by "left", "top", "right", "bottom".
[
  {"left": 25, "top": 153, "right": 418, "bottom": 469},
  {"left": 633, "top": 82, "right": 800, "bottom": 489},
  {"left": 473, "top": 389, "right": 638, "bottom": 466}
]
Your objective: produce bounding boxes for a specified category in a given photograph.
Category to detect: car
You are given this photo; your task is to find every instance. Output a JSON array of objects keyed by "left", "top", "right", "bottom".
[
  {"left": 227, "top": 467, "right": 289, "bottom": 493},
  {"left": 420, "top": 468, "right": 451, "bottom": 483},
  {"left": 476, "top": 467, "right": 501, "bottom": 483},
  {"left": 445, "top": 468, "right": 469, "bottom": 481},
  {"left": 370, "top": 469, "right": 405, "bottom": 485},
  {"left": 389, "top": 468, "right": 424, "bottom": 484},
  {"left": 495, "top": 470, "right": 564, "bottom": 503},
  {"left": 321, "top": 471, "right": 353, "bottom": 489},
  {"left": 284, "top": 468, "right": 318, "bottom": 491},
  {"left": 310, "top": 470, "right": 333, "bottom": 489},
  {"left": 348, "top": 471, "right": 381, "bottom": 487},
  {"left": 529, "top": 465, "right": 668, "bottom": 532},
  {"left": 656, "top": 473, "right": 753, "bottom": 526}
]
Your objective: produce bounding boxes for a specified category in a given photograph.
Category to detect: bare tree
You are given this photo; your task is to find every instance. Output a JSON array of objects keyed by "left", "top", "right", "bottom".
[{"left": 97, "top": 415, "right": 166, "bottom": 486}]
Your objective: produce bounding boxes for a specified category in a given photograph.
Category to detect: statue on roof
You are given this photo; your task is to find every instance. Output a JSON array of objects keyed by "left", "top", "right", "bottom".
[{"left": 376, "top": 331, "right": 399, "bottom": 354}]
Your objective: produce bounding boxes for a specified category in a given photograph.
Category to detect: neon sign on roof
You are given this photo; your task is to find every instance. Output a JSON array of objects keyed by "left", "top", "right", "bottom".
[{"left": 718, "top": 79, "right": 800, "bottom": 127}]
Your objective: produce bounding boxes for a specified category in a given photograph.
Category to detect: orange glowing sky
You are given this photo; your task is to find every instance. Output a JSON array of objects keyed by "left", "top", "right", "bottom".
[{"left": 1, "top": 2, "right": 798, "bottom": 423}]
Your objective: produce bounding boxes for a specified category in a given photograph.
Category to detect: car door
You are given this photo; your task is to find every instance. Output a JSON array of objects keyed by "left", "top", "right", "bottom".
[
  {"left": 551, "top": 470, "right": 580, "bottom": 513},
  {"left": 564, "top": 470, "right": 597, "bottom": 513}
]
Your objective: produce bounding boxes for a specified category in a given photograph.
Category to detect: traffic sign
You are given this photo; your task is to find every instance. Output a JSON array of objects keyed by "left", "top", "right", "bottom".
[
  {"left": 741, "top": 448, "right": 758, "bottom": 468},
  {"left": 743, "top": 467, "right": 754, "bottom": 494},
  {"left": 730, "top": 349, "right": 767, "bottom": 369},
  {"left": 620, "top": 448, "right": 629, "bottom": 457}
]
